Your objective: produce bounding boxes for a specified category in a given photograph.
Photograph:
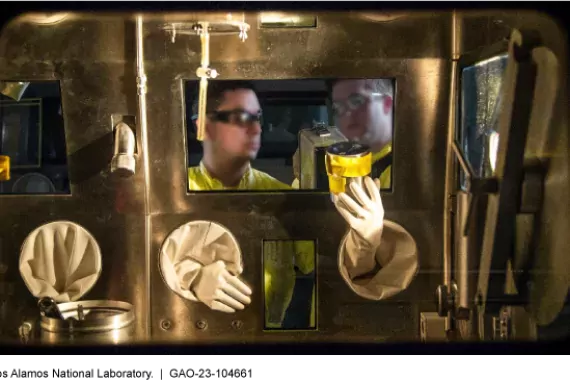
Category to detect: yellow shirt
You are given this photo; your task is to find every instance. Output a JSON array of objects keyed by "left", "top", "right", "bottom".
[
  {"left": 188, "top": 161, "right": 290, "bottom": 191},
  {"left": 187, "top": 162, "right": 313, "bottom": 328}
]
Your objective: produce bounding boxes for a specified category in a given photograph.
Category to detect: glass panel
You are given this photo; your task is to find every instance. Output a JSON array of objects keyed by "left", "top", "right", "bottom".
[
  {"left": 459, "top": 54, "right": 508, "bottom": 189},
  {"left": 263, "top": 240, "right": 316, "bottom": 330},
  {"left": 184, "top": 78, "right": 395, "bottom": 192},
  {"left": 0, "top": 81, "right": 70, "bottom": 194}
]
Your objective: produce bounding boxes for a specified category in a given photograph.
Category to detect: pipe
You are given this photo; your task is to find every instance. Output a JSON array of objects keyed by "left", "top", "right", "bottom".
[
  {"left": 442, "top": 10, "right": 461, "bottom": 333},
  {"left": 136, "top": 14, "right": 152, "bottom": 338},
  {"left": 455, "top": 191, "right": 470, "bottom": 310},
  {"left": 196, "top": 23, "right": 211, "bottom": 142}
]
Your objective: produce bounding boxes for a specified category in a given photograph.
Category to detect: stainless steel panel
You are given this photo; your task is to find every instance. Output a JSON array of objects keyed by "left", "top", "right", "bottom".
[
  {"left": 150, "top": 210, "right": 432, "bottom": 342},
  {"left": 0, "top": 9, "right": 566, "bottom": 344},
  {"left": 143, "top": 11, "right": 450, "bottom": 342},
  {"left": 0, "top": 14, "right": 149, "bottom": 342}
]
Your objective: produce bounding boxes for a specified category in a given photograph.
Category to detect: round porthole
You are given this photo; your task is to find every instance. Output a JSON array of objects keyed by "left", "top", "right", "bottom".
[
  {"left": 159, "top": 220, "right": 243, "bottom": 301},
  {"left": 19, "top": 221, "right": 102, "bottom": 303}
]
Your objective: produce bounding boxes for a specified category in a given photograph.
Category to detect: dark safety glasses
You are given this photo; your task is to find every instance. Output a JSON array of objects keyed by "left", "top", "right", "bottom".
[{"left": 207, "top": 109, "right": 263, "bottom": 126}]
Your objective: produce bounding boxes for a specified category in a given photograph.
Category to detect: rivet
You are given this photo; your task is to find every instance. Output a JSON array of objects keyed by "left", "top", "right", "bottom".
[
  {"left": 231, "top": 320, "right": 243, "bottom": 330},
  {"left": 160, "top": 319, "right": 172, "bottom": 330},
  {"left": 196, "top": 320, "right": 207, "bottom": 330}
]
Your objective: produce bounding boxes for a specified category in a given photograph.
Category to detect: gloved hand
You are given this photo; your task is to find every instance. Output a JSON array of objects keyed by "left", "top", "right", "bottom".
[
  {"left": 333, "top": 176, "right": 384, "bottom": 248},
  {"left": 333, "top": 176, "right": 386, "bottom": 278},
  {"left": 192, "top": 260, "right": 252, "bottom": 313}
]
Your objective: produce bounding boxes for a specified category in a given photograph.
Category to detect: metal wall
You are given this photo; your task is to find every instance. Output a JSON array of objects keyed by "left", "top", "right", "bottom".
[
  {"left": 0, "top": 9, "right": 566, "bottom": 343},
  {"left": 143, "top": 11, "right": 451, "bottom": 342},
  {"left": 0, "top": 14, "right": 149, "bottom": 342}
]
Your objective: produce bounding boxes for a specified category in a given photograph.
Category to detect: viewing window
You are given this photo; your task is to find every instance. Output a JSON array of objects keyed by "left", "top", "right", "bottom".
[
  {"left": 459, "top": 54, "right": 508, "bottom": 189},
  {"left": 0, "top": 81, "right": 70, "bottom": 195},
  {"left": 184, "top": 78, "right": 395, "bottom": 192}
]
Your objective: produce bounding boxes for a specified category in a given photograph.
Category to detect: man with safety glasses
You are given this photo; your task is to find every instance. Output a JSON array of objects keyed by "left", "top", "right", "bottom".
[
  {"left": 188, "top": 80, "right": 290, "bottom": 191},
  {"left": 183, "top": 81, "right": 313, "bottom": 326},
  {"left": 291, "top": 78, "right": 393, "bottom": 190},
  {"left": 331, "top": 78, "right": 394, "bottom": 189}
]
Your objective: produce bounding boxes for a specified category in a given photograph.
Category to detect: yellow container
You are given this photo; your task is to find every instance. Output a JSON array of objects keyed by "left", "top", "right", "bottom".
[
  {"left": 325, "top": 142, "right": 371, "bottom": 194},
  {"left": 0, "top": 155, "right": 10, "bottom": 181}
]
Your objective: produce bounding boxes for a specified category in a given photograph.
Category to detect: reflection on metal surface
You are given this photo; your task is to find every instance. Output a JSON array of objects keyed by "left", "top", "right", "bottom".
[
  {"left": 20, "top": 13, "right": 69, "bottom": 25},
  {"left": 111, "top": 122, "right": 136, "bottom": 177},
  {"left": 39, "top": 300, "right": 135, "bottom": 344},
  {"left": 259, "top": 13, "right": 317, "bottom": 28},
  {"left": 263, "top": 240, "right": 316, "bottom": 330},
  {"left": 40, "top": 300, "right": 135, "bottom": 333},
  {"left": 489, "top": 131, "right": 499, "bottom": 173},
  {"left": 0, "top": 81, "right": 30, "bottom": 102},
  {"left": 354, "top": 12, "right": 405, "bottom": 23},
  {"left": 0, "top": 155, "right": 9, "bottom": 181}
]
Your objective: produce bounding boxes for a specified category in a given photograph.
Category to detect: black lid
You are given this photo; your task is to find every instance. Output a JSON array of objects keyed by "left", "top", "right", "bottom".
[{"left": 326, "top": 141, "right": 370, "bottom": 157}]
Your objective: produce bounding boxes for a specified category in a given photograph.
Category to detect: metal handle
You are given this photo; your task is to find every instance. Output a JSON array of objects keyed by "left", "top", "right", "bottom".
[
  {"left": 451, "top": 141, "right": 499, "bottom": 236},
  {"left": 110, "top": 122, "right": 136, "bottom": 177}
]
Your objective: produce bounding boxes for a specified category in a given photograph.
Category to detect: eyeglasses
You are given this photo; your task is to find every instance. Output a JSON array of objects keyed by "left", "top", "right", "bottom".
[
  {"left": 332, "top": 92, "right": 384, "bottom": 117},
  {"left": 207, "top": 109, "right": 263, "bottom": 126}
]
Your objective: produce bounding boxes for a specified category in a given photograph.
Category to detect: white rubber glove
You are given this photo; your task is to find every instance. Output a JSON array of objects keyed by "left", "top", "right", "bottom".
[
  {"left": 333, "top": 176, "right": 385, "bottom": 277},
  {"left": 192, "top": 260, "right": 252, "bottom": 313}
]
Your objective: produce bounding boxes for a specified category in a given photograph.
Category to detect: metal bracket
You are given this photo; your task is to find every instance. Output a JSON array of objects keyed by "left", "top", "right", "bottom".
[
  {"left": 492, "top": 307, "right": 512, "bottom": 340},
  {"left": 476, "top": 29, "right": 546, "bottom": 322},
  {"left": 437, "top": 28, "right": 551, "bottom": 340},
  {"left": 420, "top": 312, "right": 447, "bottom": 342}
]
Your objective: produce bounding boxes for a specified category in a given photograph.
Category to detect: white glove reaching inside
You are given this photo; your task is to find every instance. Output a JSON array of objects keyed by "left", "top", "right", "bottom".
[
  {"left": 159, "top": 221, "right": 253, "bottom": 313},
  {"left": 192, "top": 260, "right": 252, "bottom": 313},
  {"left": 333, "top": 176, "right": 419, "bottom": 301},
  {"left": 333, "top": 177, "right": 385, "bottom": 277},
  {"left": 333, "top": 177, "right": 384, "bottom": 248}
]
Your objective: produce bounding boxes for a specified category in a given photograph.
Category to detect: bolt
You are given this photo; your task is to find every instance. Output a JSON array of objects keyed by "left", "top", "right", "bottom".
[
  {"left": 196, "top": 320, "right": 207, "bottom": 330},
  {"left": 18, "top": 322, "right": 32, "bottom": 343},
  {"left": 160, "top": 319, "right": 172, "bottom": 331},
  {"left": 231, "top": 320, "right": 243, "bottom": 330}
]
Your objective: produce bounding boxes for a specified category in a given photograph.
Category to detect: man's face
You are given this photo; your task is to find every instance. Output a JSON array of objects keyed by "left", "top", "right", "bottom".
[
  {"left": 332, "top": 80, "right": 392, "bottom": 149},
  {"left": 206, "top": 89, "right": 262, "bottom": 161}
]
